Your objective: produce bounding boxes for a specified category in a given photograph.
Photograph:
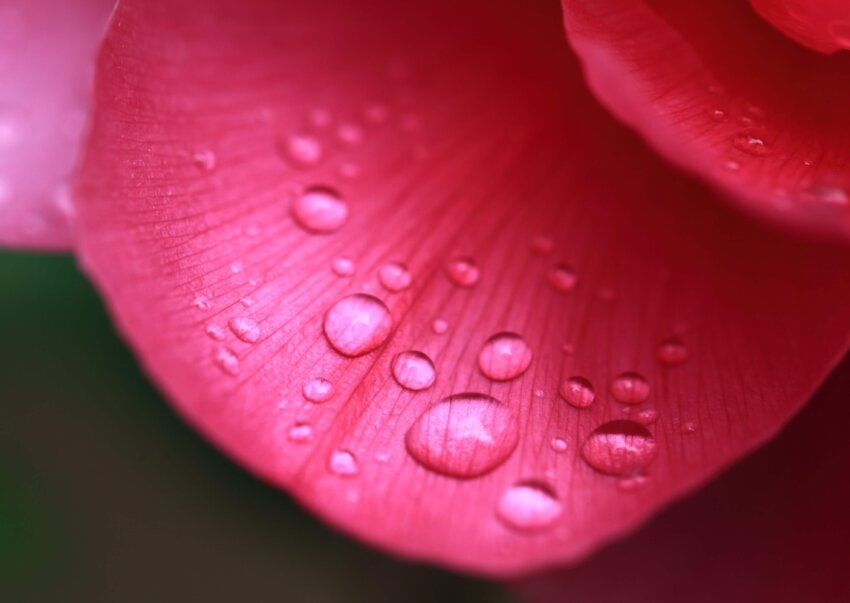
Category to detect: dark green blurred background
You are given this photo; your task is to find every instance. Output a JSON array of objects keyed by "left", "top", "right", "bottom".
[{"left": 0, "top": 252, "right": 513, "bottom": 603}]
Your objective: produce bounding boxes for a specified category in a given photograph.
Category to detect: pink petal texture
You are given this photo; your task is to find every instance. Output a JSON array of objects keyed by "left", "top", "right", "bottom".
[
  {"left": 517, "top": 354, "right": 850, "bottom": 602},
  {"left": 74, "top": 0, "right": 850, "bottom": 575},
  {"left": 750, "top": 0, "right": 850, "bottom": 55},
  {"left": 0, "top": 0, "right": 115, "bottom": 250},
  {"left": 562, "top": 0, "right": 850, "bottom": 242}
]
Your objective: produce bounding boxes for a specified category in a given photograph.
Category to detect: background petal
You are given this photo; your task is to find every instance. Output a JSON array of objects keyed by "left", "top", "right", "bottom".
[{"left": 74, "top": 0, "right": 850, "bottom": 575}]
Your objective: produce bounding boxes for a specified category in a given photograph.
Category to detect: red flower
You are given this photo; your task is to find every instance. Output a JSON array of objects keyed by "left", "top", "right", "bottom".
[{"left": 3, "top": 0, "right": 850, "bottom": 597}]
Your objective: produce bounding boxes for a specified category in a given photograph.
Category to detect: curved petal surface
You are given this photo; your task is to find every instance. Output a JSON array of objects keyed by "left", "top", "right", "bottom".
[
  {"left": 562, "top": 0, "right": 850, "bottom": 241},
  {"left": 74, "top": 0, "right": 850, "bottom": 575},
  {"left": 0, "top": 0, "right": 114, "bottom": 250},
  {"left": 750, "top": 0, "right": 850, "bottom": 55}
]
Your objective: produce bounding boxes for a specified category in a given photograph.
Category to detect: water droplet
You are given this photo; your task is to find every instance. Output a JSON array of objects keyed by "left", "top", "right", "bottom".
[
  {"left": 329, "top": 449, "right": 359, "bottom": 477},
  {"left": 338, "top": 161, "right": 360, "bottom": 179},
  {"left": 617, "top": 475, "right": 649, "bottom": 492},
  {"left": 205, "top": 324, "right": 226, "bottom": 341},
  {"left": 282, "top": 131, "right": 323, "bottom": 167},
  {"left": 288, "top": 422, "right": 314, "bottom": 443},
  {"left": 229, "top": 261, "right": 243, "bottom": 274},
  {"left": 723, "top": 159, "right": 741, "bottom": 172},
  {"left": 323, "top": 294, "right": 393, "bottom": 357},
  {"left": 496, "top": 482, "right": 562, "bottom": 532},
  {"left": 561, "top": 342, "right": 575, "bottom": 355},
  {"left": 635, "top": 408, "right": 658, "bottom": 425},
  {"left": 193, "top": 294, "right": 210, "bottom": 311},
  {"left": 446, "top": 257, "right": 480, "bottom": 287},
  {"left": 682, "top": 419, "right": 698, "bottom": 434},
  {"left": 337, "top": 123, "right": 363, "bottom": 145},
  {"left": 374, "top": 451, "right": 390, "bottom": 463},
  {"left": 405, "top": 393, "right": 518, "bottom": 478},
  {"left": 215, "top": 347, "right": 240, "bottom": 376},
  {"left": 531, "top": 235, "right": 554, "bottom": 255},
  {"left": 303, "top": 377, "right": 335, "bottom": 403},
  {"left": 560, "top": 376, "right": 595, "bottom": 409},
  {"left": 478, "top": 332, "right": 532, "bottom": 381},
  {"left": 657, "top": 337, "right": 688, "bottom": 366},
  {"left": 548, "top": 263, "right": 577, "bottom": 293},
  {"left": 310, "top": 108, "right": 332, "bottom": 129},
  {"left": 228, "top": 316, "right": 260, "bottom": 343},
  {"left": 292, "top": 186, "right": 349, "bottom": 233},
  {"left": 550, "top": 438, "right": 568, "bottom": 452},
  {"left": 192, "top": 148, "right": 216, "bottom": 171},
  {"left": 732, "top": 132, "right": 769, "bottom": 156},
  {"left": 801, "top": 183, "right": 849, "bottom": 206},
  {"left": 431, "top": 318, "right": 448, "bottom": 335},
  {"left": 332, "top": 256, "right": 355, "bottom": 277},
  {"left": 534, "top": 388, "right": 545, "bottom": 398},
  {"left": 611, "top": 372, "right": 650, "bottom": 404},
  {"left": 710, "top": 108, "right": 727, "bottom": 122},
  {"left": 364, "top": 102, "right": 388, "bottom": 124},
  {"left": 581, "top": 420, "right": 657, "bottom": 476},
  {"left": 392, "top": 351, "right": 436, "bottom": 391},
  {"left": 378, "top": 262, "right": 412, "bottom": 292}
]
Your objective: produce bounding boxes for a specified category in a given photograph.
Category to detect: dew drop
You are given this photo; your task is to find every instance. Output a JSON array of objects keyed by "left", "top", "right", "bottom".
[
  {"left": 338, "top": 161, "right": 361, "bottom": 179},
  {"left": 364, "top": 102, "right": 388, "bottom": 124},
  {"left": 215, "top": 347, "right": 240, "bottom": 376},
  {"left": 801, "top": 183, "right": 849, "bottom": 206},
  {"left": 496, "top": 482, "right": 562, "bottom": 532},
  {"left": 635, "top": 408, "right": 658, "bottom": 425},
  {"left": 378, "top": 262, "right": 412, "bottom": 292},
  {"left": 323, "top": 294, "right": 393, "bottom": 357},
  {"left": 682, "top": 419, "right": 698, "bottom": 434},
  {"left": 581, "top": 420, "right": 657, "bottom": 476},
  {"left": 478, "top": 332, "right": 532, "bottom": 381},
  {"left": 405, "top": 393, "right": 518, "bottom": 478},
  {"left": 550, "top": 438, "right": 568, "bottom": 452},
  {"left": 732, "top": 132, "right": 769, "bottom": 156},
  {"left": 548, "top": 263, "right": 577, "bottom": 293},
  {"left": 611, "top": 372, "right": 650, "bottom": 404},
  {"left": 303, "top": 377, "right": 335, "bottom": 403},
  {"left": 192, "top": 148, "right": 216, "bottom": 171},
  {"left": 392, "top": 351, "right": 436, "bottom": 391},
  {"left": 446, "top": 257, "right": 480, "bottom": 287},
  {"left": 723, "top": 159, "right": 741, "bottom": 172},
  {"left": 332, "top": 256, "right": 356, "bottom": 277},
  {"left": 291, "top": 186, "right": 349, "bottom": 233},
  {"left": 228, "top": 316, "right": 260, "bottom": 343},
  {"left": 531, "top": 234, "right": 554, "bottom": 255},
  {"left": 329, "top": 449, "right": 359, "bottom": 477},
  {"left": 288, "top": 422, "right": 314, "bottom": 444},
  {"left": 617, "top": 475, "right": 649, "bottom": 492},
  {"left": 710, "top": 108, "right": 727, "bottom": 122},
  {"left": 205, "top": 324, "right": 226, "bottom": 341},
  {"left": 657, "top": 337, "right": 688, "bottom": 366},
  {"left": 560, "top": 376, "right": 595, "bottom": 409},
  {"left": 561, "top": 342, "right": 575, "bottom": 355},
  {"left": 229, "top": 261, "right": 243, "bottom": 274},
  {"left": 309, "top": 108, "right": 332, "bottom": 129},
  {"left": 282, "top": 131, "right": 323, "bottom": 167},
  {"left": 337, "top": 122, "right": 364, "bottom": 145},
  {"left": 193, "top": 294, "right": 210, "bottom": 311},
  {"left": 431, "top": 318, "right": 448, "bottom": 335}
]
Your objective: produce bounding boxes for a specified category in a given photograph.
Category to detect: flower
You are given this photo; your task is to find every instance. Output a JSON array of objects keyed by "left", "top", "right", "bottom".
[{"left": 2, "top": 0, "right": 850, "bottom": 594}]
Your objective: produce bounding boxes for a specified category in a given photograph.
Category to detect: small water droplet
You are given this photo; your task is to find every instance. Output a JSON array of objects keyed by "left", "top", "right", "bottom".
[
  {"left": 548, "top": 263, "right": 577, "bottom": 293},
  {"left": 282, "top": 131, "right": 324, "bottom": 167},
  {"left": 682, "top": 419, "right": 698, "bottom": 434},
  {"left": 635, "top": 408, "right": 658, "bottom": 425},
  {"left": 323, "top": 294, "right": 393, "bottom": 357},
  {"left": 801, "top": 183, "right": 849, "bottom": 206},
  {"left": 228, "top": 316, "right": 260, "bottom": 343},
  {"left": 561, "top": 343, "right": 575, "bottom": 355},
  {"left": 215, "top": 347, "right": 240, "bottom": 376},
  {"left": 303, "top": 377, "right": 335, "bottom": 403},
  {"left": 193, "top": 294, "right": 210, "bottom": 311},
  {"left": 617, "top": 475, "right": 649, "bottom": 492},
  {"left": 732, "top": 132, "right": 769, "bottom": 156},
  {"left": 374, "top": 451, "right": 390, "bottom": 463},
  {"left": 550, "top": 438, "right": 568, "bottom": 452},
  {"left": 431, "top": 318, "right": 448, "bottom": 335},
  {"left": 531, "top": 235, "right": 554, "bottom": 255},
  {"left": 364, "top": 102, "right": 389, "bottom": 124},
  {"left": 611, "top": 372, "right": 650, "bottom": 404},
  {"left": 581, "top": 420, "right": 657, "bottom": 476},
  {"left": 446, "top": 257, "right": 480, "bottom": 287},
  {"left": 288, "top": 422, "right": 314, "bottom": 443},
  {"left": 534, "top": 388, "right": 545, "bottom": 398},
  {"left": 392, "top": 351, "right": 436, "bottom": 391},
  {"left": 723, "top": 159, "right": 741, "bottom": 172},
  {"left": 657, "top": 337, "right": 688, "bottom": 365},
  {"left": 332, "top": 256, "right": 355, "bottom": 277},
  {"left": 239, "top": 297, "right": 254, "bottom": 307},
  {"left": 205, "top": 324, "right": 226, "bottom": 341},
  {"left": 379, "top": 262, "right": 412, "bottom": 292},
  {"left": 496, "top": 482, "right": 562, "bottom": 532},
  {"left": 229, "top": 261, "right": 243, "bottom": 274},
  {"left": 405, "top": 393, "right": 518, "bottom": 478},
  {"left": 710, "top": 108, "right": 727, "bottom": 122},
  {"left": 560, "top": 376, "right": 595, "bottom": 409},
  {"left": 310, "top": 109, "right": 332, "bottom": 129},
  {"left": 292, "top": 186, "right": 349, "bottom": 233},
  {"left": 192, "top": 148, "right": 216, "bottom": 171},
  {"left": 478, "top": 332, "right": 532, "bottom": 381},
  {"left": 337, "top": 122, "right": 363, "bottom": 145},
  {"left": 329, "top": 449, "right": 359, "bottom": 477}
]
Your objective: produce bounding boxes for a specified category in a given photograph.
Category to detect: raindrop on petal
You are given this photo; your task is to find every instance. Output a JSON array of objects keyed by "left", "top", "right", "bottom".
[
  {"left": 323, "top": 294, "right": 393, "bottom": 357},
  {"left": 392, "top": 351, "right": 436, "bottom": 391},
  {"left": 581, "top": 420, "right": 657, "bottom": 476},
  {"left": 478, "top": 332, "right": 532, "bottom": 381}
]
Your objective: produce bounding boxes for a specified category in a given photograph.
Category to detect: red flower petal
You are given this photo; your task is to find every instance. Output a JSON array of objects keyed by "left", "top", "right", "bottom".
[
  {"left": 74, "top": 0, "right": 850, "bottom": 575},
  {"left": 0, "top": 0, "right": 114, "bottom": 250},
  {"left": 517, "top": 354, "right": 850, "bottom": 602},
  {"left": 750, "top": 0, "right": 850, "bottom": 55},
  {"left": 562, "top": 0, "right": 850, "bottom": 241}
]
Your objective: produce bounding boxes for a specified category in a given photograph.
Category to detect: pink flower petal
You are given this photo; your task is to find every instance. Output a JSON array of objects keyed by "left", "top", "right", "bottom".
[
  {"left": 73, "top": 0, "right": 850, "bottom": 575},
  {"left": 562, "top": 0, "right": 850, "bottom": 241},
  {"left": 0, "top": 0, "right": 114, "bottom": 250},
  {"left": 750, "top": 0, "right": 850, "bottom": 55}
]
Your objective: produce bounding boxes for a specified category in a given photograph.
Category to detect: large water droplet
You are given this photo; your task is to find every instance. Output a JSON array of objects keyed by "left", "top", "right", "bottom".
[
  {"left": 291, "top": 186, "right": 349, "bottom": 233},
  {"left": 657, "top": 337, "right": 688, "bottom": 366},
  {"left": 560, "top": 376, "right": 595, "bottom": 409},
  {"left": 405, "top": 393, "right": 518, "bottom": 478},
  {"left": 228, "top": 316, "right": 260, "bottom": 343},
  {"left": 303, "top": 377, "right": 335, "bottom": 403},
  {"left": 323, "top": 294, "right": 393, "bottom": 357},
  {"left": 282, "top": 131, "right": 323, "bottom": 167},
  {"left": 497, "top": 482, "right": 562, "bottom": 532},
  {"left": 392, "top": 351, "right": 436, "bottom": 391},
  {"left": 446, "top": 257, "right": 480, "bottom": 287},
  {"left": 329, "top": 449, "right": 359, "bottom": 477},
  {"left": 581, "top": 420, "right": 657, "bottom": 476},
  {"left": 611, "top": 372, "right": 650, "bottom": 404},
  {"left": 548, "top": 263, "right": 577, "bottom": 293},
  {"left": 478, "top": 332, "right": 532, "bottom": 381},
  {"left": 379, "top": 262, "right": 412, "bottom": 292}
]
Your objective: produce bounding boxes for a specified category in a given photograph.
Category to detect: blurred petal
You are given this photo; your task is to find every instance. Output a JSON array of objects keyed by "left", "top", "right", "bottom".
[
  {"left": 562, "top": 0, "right": 850, "bottom": 241},
  {"left": 74, "top": 0, "right": 850, "bottom": 575},
  {"left": 750, "top": 0, "right": 850, "bottom": 54}
]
